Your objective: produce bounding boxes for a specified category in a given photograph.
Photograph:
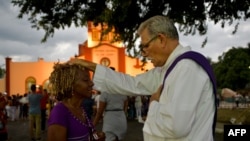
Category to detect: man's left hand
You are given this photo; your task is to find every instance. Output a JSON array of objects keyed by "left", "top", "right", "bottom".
[{"left": 150, "top": 85, "right": 163, "bottom": 104}]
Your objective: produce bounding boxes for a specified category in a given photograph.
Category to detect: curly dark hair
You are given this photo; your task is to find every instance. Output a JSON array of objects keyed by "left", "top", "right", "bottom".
[{"left": 49, "top": 63, "right": 86, "bottom": 100}]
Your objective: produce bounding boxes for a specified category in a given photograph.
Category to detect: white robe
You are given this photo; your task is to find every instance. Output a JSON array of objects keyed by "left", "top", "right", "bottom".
[{"left": 93, "top": 44, "right": 215, "bottom": 141}]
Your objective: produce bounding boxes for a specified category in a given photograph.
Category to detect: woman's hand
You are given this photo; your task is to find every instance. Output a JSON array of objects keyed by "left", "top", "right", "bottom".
[{"left": 96, "top": 131, "right": 105, "bottom": 141}]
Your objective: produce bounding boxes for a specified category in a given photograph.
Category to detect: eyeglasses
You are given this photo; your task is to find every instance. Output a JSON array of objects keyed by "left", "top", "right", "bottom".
[{"left": 139, "top": 35, "right": 158, "bottom": 51}]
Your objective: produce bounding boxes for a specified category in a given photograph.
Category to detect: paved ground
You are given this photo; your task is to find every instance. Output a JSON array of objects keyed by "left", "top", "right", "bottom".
[
  {"left": 6, "top": 119, "right": 144, "bottom": 141},
  {"left": 6, "top": 119, "right": 224, "bottom": 141}
]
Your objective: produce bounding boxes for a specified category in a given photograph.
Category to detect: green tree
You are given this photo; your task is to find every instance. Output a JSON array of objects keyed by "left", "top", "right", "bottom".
[
  {"left": 213, "top": 44, "right": 250, "bottom": 90},
  {"left": 0, "top": 67, "right": 5, "bottom": 78},
  {"left": 11, "top": 0, "right": 250, "bottom": 56}
]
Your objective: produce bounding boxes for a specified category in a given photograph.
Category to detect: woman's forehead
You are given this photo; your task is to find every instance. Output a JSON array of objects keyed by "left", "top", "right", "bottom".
[{"left": 76, "top": 69, "right": 90, "bottom": 76}]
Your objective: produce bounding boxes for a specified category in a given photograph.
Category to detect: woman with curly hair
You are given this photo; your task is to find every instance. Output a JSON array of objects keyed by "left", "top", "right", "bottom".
[{"left": 47, "top": 63, "right": 105, "bottom": 141}]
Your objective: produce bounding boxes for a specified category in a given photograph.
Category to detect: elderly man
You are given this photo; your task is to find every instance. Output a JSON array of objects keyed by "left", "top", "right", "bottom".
[{"left": 70, "top": 15, "right": 217, "bottom": 141}]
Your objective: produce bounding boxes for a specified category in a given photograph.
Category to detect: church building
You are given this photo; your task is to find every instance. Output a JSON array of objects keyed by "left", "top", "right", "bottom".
[{"left": 1, "top": 22, "right": 153, "bottom": 95}]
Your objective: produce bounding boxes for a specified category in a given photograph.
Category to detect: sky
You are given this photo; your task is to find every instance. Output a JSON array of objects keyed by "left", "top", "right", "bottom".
[{"left": 1, "top": 1, "right": 250, "bottom": 69}]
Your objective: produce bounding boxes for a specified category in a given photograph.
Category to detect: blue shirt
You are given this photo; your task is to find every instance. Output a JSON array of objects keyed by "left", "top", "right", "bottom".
[{"left": 28, "top": 93, "right": 43, "bottom": 114}]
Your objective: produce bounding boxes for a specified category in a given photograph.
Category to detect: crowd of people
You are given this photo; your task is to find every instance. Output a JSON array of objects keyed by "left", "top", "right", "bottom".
[
  {"left": 217, "top": 93, "right": 250, "bottom": 109},
  {"left": 0, "top": 87, "right": 51, "bottom": 141},
  {"left": 4, "top": 94, "right": 27, "bottom": 122}
]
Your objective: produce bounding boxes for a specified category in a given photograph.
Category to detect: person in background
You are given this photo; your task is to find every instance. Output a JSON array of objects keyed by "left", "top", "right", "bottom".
[
  {"left": 0, "top": 93, "right": 8, "bottom": 141},
  {"left": 18, "top": 95, "right": 24, "bottom": 120},
  {"left": 234, "top": 92, "right": 241, "bottom": 108},
  {"left": 5, "top": 96, "right": 11, "bottom": 121},
  {"left": 135, "top": 95, "right": 144, "bottom": 123},
  {"left": 22, "top": 93, "right": 29, "bottom": 120},
  {"left": 93, "top": 67, "right": 128, "bottom": 141},
  {"left": 82, "top": 96, "right": 95, "bottom": 120},
  {"left": 69, "top": 15, "right": 217, "bottom": 141},
  {"left": 6, "top": 95, "right": 16, "bottom": 121},
  {"left": 141, "top": 96, "right": 150, "bottom": 121},
  {"left": 46, "top": 93, "right": 53, "bottom": 117},
  {"left": 94, "top": 90, "right": 101, "bottom": 116},
  {"left": 28, "top": 84, "right": 43, "bottom": 141},
  {"left": 18, "top": 93, "right": 28, "bottom": 120},
  {"left": 47, "top": 63, "right": 105, "bottom": 141},
  {"left": 40, "top": 89, "right": 49, "bottom": 132},
  {"left": 127, "top": 96, "right": 135, "bottom": 120}
]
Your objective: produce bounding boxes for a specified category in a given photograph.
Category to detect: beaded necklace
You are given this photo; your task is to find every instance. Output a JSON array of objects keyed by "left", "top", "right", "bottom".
[
  {"left": 67, "top": 99, "right": 97, "bottom": 140},
  {"left": 67, "top": 100, "right": 94, "bottom": 129}
]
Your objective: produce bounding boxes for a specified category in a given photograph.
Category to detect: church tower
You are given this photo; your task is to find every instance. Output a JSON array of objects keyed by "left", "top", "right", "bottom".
[{"left": 78, "top": 22, "right": 126, "bottom": 72}]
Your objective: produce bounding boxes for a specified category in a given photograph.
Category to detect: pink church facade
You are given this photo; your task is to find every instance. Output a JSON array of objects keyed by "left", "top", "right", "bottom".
[{"left": 1, "top": 22, "right": 153, "bottom": 95}]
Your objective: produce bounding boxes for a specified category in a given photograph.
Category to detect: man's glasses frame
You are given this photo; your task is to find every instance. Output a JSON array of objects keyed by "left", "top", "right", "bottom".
[{"left": 139, "top": 35, "right": 158, "bottom": 51}]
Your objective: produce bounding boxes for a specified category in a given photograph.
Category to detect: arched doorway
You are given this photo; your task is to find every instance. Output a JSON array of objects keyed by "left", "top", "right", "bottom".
[
  {"left": 42, "top": 79, "right": 51, "bottom": 93},
  {"left": 25, "top": 76, "right": 36, "bottom": 93}
]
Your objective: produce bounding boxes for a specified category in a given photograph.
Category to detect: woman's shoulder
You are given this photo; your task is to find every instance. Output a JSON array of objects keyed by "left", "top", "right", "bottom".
[
  {"left": 48, "top": 102, "right": 70, "bottom": 126},
  {"left": 52, "top": 102, "right": 67, "bottom": 110},
  {"left": 50, "top": 102, "right": 70, "bottom": 116}
]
